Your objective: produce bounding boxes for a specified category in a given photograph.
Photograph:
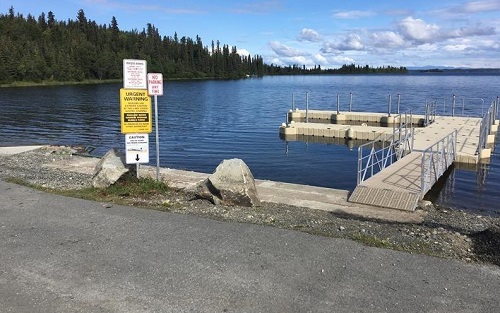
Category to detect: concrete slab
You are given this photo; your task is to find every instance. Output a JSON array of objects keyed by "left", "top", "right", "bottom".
[
  {"left": 45, "top": 156, "right": 424, "bottom": 224},
  {"left": 0, "top": 146, "right": 45, "bottom": 155},
  {"left": 43, "top": 156, "right": 100, "bottom": 175}
]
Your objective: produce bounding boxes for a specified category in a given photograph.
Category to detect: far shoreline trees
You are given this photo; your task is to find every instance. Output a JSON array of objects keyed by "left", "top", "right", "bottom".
[{"left": 0, "top": 7, "right": 407, "bottom": 85}]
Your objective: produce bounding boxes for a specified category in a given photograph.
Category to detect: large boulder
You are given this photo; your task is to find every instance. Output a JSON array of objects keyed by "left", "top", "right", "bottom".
[
  {"left": 196, "top": 158, "right": 261, "bottom": 207},
  {"left": 92, "top": 148, "right": 129, "bottom": 188}
]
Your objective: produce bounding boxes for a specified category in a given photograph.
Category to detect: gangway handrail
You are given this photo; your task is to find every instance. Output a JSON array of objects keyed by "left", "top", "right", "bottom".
[
  {"left": 478, "top": 99, "right": 498, "bottom": 153},
  {"left": 356, "top": 111, "right": 414, "bottom": 184},
  {"left": 419, "top": 130, "right": 457, "bottom": 196}
]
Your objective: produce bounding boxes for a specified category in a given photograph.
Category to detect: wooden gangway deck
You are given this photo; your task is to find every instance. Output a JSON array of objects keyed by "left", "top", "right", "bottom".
[{"left": 348, "top": 152, "right": 422, "bottom": 211}]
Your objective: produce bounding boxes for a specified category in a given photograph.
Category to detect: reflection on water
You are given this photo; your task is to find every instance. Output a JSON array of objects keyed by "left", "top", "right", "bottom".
[
  {"left": 1, "top": 75, "right": 499, "bottom": 214},
  {"left": 280, "top": 133, "right": 389, "bottom": 152}
]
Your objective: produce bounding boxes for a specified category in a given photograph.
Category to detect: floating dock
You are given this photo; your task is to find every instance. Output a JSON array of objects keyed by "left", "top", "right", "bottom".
[{"left": 279, "top": 104, "right": 499, "bottom": 211}]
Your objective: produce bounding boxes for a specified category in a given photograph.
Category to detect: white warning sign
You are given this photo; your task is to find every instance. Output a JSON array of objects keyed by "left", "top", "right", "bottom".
[{"left": 125, "top": 133, "right": 149, "bottom": 164}]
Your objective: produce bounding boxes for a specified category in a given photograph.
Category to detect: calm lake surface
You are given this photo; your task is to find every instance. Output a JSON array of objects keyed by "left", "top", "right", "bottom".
[{"left": 1, "top": 74, "right": 499, "bottom": 215}]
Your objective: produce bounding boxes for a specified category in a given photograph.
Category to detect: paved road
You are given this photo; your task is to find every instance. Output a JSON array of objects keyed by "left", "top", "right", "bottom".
[{"left": 1, "top": 180, "right": 499, "bottom": 313}]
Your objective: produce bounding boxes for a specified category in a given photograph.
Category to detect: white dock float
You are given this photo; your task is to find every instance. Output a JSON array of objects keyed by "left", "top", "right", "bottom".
[{"left": 280, "top": 111, "right": 496, "bottom": 164}]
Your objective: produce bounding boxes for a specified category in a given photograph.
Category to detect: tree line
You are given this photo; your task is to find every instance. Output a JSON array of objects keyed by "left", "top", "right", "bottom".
[
  {"left": 264, "top": 63, "right": 407, "bottom": 75},
  {"left": 0, "top": 7, "right": 407, "bottom": 84},
  {"left": 0, "top": 7, "right": 265, "bottom": 83}
]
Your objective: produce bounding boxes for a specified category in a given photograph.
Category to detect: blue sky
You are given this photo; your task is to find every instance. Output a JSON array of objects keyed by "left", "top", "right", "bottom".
[{"left": 3, "top": 0, "right": 499, "bottom": 68}]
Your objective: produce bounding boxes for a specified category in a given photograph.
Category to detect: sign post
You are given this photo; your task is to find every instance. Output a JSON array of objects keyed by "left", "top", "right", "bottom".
[{"left": 148, "top": 73, "right": 164, "bottom": 181}]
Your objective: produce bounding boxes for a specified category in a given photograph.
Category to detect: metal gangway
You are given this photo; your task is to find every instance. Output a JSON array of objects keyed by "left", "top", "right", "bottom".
[{"left": 350, "top": 107, "right": 459, "bottom": 211}]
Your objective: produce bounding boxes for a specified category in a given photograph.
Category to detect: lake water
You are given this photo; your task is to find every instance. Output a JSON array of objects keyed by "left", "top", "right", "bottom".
[{"left": 1, "top": 74, "right": 499, "bottom": 215}]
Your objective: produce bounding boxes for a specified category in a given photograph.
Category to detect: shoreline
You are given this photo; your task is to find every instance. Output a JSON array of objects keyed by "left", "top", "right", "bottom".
[{"left": 0, "top": 145, "right": 498, "bottom": 267}]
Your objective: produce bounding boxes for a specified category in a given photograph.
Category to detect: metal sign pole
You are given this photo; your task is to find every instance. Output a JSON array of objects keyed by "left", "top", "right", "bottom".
[
  {"left": 154, "top": 95, "right": 160, "bottom": 181},
  {"left": 147, "top": 72, "right": 163, "bottom": 181}
]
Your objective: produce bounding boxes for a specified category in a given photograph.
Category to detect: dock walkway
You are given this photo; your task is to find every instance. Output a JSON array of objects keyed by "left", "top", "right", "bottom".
[{"left": 348, "top": 152, "right": 422, "bottom": 211}]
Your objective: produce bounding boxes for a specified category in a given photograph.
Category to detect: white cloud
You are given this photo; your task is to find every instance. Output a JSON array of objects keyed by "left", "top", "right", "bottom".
[
  {"left": 237, "top": 48, "right": 251, "bottom": 56},
  {"left": 298, "top": 28, "right": 321, "bottom": 42},
  {"left": 331, "top": 55, "right": 356, "bottom": 65},
  {"left": 333, "top": 10, "right": 375, "bottom": 19},
  {"left": 269, "top": 41, "right": 304, "bottom": 57},
  {"left": 265, "top": 5, "right": 499, "bottom": 68},
  {"left": 398, "top": 17, "right": 440, "bottom": 43},
  {"left": 370, "top": 31, "right": 406, "bottom": 48},
  {"left": 449, "top": 0, "right": 500, "bottom": 14},
  {"left": 443, "top": 44, "right": 469, "bottom": 52},
  {"left": 288, "top": 56, "right": 312, "bottom": 66},
  {"left": 414, "top": 43, "right": 438, "bottom": 51},
  {"left": 445, "top": 25, "right": 496, "bottom": 38},
  {"left": 321, "top": 34, "right": 364, "bottom": 54},
  {"left": 314, "top": 53, "right": 327, "bottom": 64}
]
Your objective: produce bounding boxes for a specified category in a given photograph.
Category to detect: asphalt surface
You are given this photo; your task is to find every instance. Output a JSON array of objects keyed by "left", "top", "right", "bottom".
[{"left": 1, "top": 179, "right": 499, "bottom": 313}]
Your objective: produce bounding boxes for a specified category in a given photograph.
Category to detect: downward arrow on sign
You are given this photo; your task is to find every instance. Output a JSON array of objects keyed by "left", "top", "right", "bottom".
[{"left": 136, "top": 154, "right": 140, "bottom": 161}]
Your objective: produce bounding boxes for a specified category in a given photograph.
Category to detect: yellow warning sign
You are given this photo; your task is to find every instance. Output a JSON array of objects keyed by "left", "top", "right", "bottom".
[{"left": 120, "top": 88, "right": 152, "bottom": 133}]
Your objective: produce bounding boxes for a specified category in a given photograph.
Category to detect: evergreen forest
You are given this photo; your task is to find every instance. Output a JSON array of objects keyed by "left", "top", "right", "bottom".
[{"left": 0, "top": 7, "right": 407, "bottom": 84}]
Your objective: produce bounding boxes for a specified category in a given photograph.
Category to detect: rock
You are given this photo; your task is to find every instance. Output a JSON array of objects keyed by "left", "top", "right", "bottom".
[
  {"left": 195, "top": 158, "right": 261, "bottom": 207},
  {"left": 92, "top": 149, "right": 129, "bottom": 188},
  {"left": 417, "top": 200, "right": 434, "bottom": 210}
]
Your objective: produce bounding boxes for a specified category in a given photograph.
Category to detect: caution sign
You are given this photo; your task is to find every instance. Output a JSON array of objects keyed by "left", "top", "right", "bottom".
[
  {"left": 125, "top": 133, "right": 149, "bottom": 164},
  {"left": 120, "top": 88, "right": 152, "bottom": 133}
]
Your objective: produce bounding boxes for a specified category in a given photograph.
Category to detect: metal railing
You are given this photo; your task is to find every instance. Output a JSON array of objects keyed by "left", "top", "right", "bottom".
[
  {"left": 448, "top": 95, "right": 488, "bottom": 117},
  {"left": 356, "top": 111, "right": 414, "bottom": 184},
  {"left": 420, "top": 130, "right": 457, "bottom": 195},
  {"left": 478, "top": 99, "right": 499, "bottom": 153},
  {"left": 423, "top": 100, "right": 437, "bottom": 126}
]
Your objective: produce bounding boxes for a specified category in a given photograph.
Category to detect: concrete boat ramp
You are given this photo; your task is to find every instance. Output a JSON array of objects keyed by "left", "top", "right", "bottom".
[
  {"left": 0, "top": 145, "right": 423, "bottom": 223},
  {"left": 280, "top": 103, "right": 499, "bottom": 211}
]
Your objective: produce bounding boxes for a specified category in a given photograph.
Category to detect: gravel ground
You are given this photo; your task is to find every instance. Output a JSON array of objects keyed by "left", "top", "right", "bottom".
[{"left": 1, "top": 146, "right": 499, "bottom": 267}]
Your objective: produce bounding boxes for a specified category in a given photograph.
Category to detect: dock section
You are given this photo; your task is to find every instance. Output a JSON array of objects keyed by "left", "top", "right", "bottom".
[
  {"left": 286, "top": 109, "right": 426, "bottom": 126},
  {"left": 280, "top": 110, "right": 496, "bottom": 165}
]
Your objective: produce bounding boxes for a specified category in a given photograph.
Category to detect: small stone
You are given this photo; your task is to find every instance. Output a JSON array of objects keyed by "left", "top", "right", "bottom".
[{"left": 339, "top": 226, "right": 345, "bottom": 231}]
